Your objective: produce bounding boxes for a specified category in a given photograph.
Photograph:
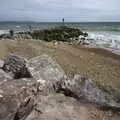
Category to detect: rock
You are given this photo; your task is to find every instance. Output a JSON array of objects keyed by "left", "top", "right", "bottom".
[
  {"left": 0, "top": 54, "right": 120, "bottom": 120},
  {"left": 2, "top": 54, "right": 32, "bottom": 79},
  {"left": 28, "top": 54, "right": 67, "bottom": 94},
  {"left": 25, "top": 94, "right": 119, "bottom": 120},
  {"left": 0, "top": 58, "right": 38, "bottom": 120},
  {"left": 69, "top": 34, "right": 90, "bottom": 45},
  {"left": 28, "top": 54, "right": 120, "bottom": 109},
  {"left": 25, "top": 94, "right": 86, "bottom": 120},
  {"left": 58, "top": 74, "right": 120, "bottom": 110},
  {"left": 0, "top": 54, "right": 68, "bottom": 120},
  {"left": 0, "top": 69, "right": 13, "bottom": 80},
  {"left": 0, "top": 71, "right": 36, "bottom": 120},
  {"left": 0, "top": 34, "right": 12, "bottom": 39},
  {"left": 77, "top": 35, "right": 90, "bottom": 45},
  {"left": 13, "top": 97, "right": 35, "bottom": 120},
  {"left": 83, "top": 32, "right": 88, "bottom": 37},
  {"left": 28, "top": 55, "right": 120, "bottom": 109},
  {"left": 30, "top": 26, "right": 84, "bottom": 42},
  {"left": 15, "top": 33, "right": 33, "bottom": 39}
]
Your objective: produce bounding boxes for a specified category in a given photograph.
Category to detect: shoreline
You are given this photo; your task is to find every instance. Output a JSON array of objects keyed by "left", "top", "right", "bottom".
[
  {"left": 1, "top": 31, "right": 120, "bottom": 57},
  {"left": 73, "top": 44, "right": 120, "bottom": 61},
  {"left": 85, "top": 43, "right": 120, "bottom": 58},
  {"left": 0, "top": 25, "right": 120, "bottom": 61}
]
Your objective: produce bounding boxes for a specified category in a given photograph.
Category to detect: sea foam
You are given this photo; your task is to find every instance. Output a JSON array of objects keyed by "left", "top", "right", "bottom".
[
  {"left": 0, "top": 30, "right": 9, "bottom": 35},
  {"left": 87, "top": 32, "right": 120, "bottom": 50}
]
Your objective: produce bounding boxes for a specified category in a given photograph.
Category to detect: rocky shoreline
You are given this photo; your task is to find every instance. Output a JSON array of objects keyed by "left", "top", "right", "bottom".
[
  {"left": 1, "top": 26, "right": 120, "bottom": 56},
  {"left": 0, "top": 26, "right": 89, "bottom": 45},
  {"left": 0, "top": 27, "right": 120, "bottom": 120},
  {"left": 0, "top": 54, "right": 120, "bottom": 120}
]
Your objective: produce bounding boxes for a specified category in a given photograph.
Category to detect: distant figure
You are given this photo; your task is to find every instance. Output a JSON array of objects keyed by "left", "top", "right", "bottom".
[
  {"left": 62, "top": 18, "right": 65, "bottom": 26},
  {"left": 9, "top": 30, "right": 14, "bottom": 37}
]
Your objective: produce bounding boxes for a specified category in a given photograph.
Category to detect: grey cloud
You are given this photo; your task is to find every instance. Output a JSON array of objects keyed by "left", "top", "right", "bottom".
[{"left": 0, "top": 0, "right": 120, "bottom": 21}]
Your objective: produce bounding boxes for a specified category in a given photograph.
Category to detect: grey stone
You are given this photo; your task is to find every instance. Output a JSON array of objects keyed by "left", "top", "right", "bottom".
[
  {"left": 25, "top": 94, "right": 84, "bottom": 120},
  {"left": 28, "top": 54, "right": 67, "bottom": 94},
  {"left": 28, "top": 54, "right": 120, "bottom": 109},
  {"left": 0, "top": 75, "right": 36, "bottom": 120},
  {"left": 59, "top": 74, "right": 120, "bottom": 110},
  {"left": 0, "top": 54, "right": 120, "bottom": 120},
  {"left": 3, "top": 54, "right": 32, "bottom": 79}
]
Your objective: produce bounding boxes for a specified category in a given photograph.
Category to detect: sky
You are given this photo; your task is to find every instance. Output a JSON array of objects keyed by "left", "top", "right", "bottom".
[{"left": 0, "top": 0, "right": 120, "bottom": 22}]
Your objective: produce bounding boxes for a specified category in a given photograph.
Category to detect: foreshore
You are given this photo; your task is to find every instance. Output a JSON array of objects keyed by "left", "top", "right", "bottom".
[
  {"left": 0, "top": 26, "right": 120, "bottom": 89},
  {"left": 0, "top": 39, "right": 120, "bottom": 88}
]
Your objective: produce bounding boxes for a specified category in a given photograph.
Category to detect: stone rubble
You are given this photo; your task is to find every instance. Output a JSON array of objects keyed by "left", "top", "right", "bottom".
[{"left": 0, "top": 54, "right": 120, "bottom": 120}]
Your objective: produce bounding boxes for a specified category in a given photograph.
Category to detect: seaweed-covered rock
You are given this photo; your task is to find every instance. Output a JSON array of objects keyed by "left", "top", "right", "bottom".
[{"left": 30, "top": 26, "right": 85, "bottom": 42}]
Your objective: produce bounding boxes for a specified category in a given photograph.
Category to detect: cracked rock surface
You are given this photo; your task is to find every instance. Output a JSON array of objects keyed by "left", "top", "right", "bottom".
[{"left": 0, "top": 54, "right": 120, "bottom": 120}]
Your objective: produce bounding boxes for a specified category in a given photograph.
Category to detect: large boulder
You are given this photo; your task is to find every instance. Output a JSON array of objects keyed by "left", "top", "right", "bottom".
[
  {"left": 0, "top": 54, "right": 120, "bottom": 120},
  {"left": 0, "top": 69, "right": 36, "bottom": 120},
  {"left": 24, "top": 94, "right": 118, "bottom": 120},
  {"left": 0, "top": 54, "right": 67, "bottom": 120},
  {"left": 58, "top": 74, "right": 120, "bottom": 110},
  {"left": 2, "top": 54, "right": 32, "bottom": 79},
  {"left": 24, "top": 94, "right": 93, "bottom": 120},
  {"left": 28, "top": 55, "right": 120, "bottom": 109},
  {"left": 28, "top": 54, "right": 67, "bottom": 94},
  {"left": 0, "top": 55, "right": 35, "bottom": 120}
]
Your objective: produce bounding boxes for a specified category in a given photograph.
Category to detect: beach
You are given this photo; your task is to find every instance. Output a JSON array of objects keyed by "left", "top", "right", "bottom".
[
  {"left": 0, "top": 39, "right": 120, "bottom": 88},
  {"left": 0, "top": 23, "right": 120, "bottom": 88},
  {"left": 0, "top": 24, "right": 120, "bottom": 120}
]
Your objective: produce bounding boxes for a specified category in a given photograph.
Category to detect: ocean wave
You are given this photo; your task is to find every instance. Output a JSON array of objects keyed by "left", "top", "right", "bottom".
[
  {"left": 87, "top": 32, "right": 120, "bottom": 50},
  {"left": 0, "top": 30, "right": 9, "bottom": 35},
  {"left": 107, "top": 28, "right": 120, "bottom": 32}
]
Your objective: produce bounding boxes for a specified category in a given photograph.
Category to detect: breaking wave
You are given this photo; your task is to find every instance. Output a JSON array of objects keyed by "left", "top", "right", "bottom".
[
  {"left": 87, "top": 32, "right": 120, "bottom": 50},
  {"left": 0, "top": 30, "right": 9, "bottom": 35}
]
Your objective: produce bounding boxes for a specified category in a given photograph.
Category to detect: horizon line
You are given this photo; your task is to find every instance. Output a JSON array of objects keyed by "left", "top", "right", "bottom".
[{"left": 0, "top": 21, "right": 120, "bottom": 23}]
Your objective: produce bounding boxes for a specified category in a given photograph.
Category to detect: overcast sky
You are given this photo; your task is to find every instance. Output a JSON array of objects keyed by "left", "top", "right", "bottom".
[{"left": 0, "top": 0, "right": 120, "bottom": 22}]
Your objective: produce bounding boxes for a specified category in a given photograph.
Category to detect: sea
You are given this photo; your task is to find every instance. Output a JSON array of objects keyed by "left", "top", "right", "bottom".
[{"left": 0, "top": 22, "right": 120, "bottom": 50}]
